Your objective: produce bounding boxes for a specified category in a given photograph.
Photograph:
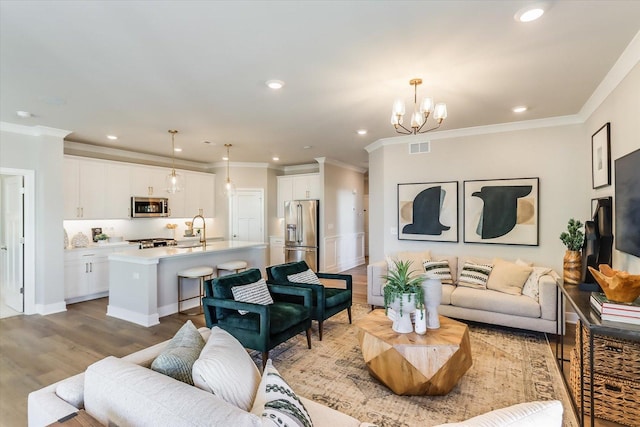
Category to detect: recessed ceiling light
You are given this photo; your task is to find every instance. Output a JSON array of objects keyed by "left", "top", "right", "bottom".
[
  {"left": 107, "top": 135, "right": 118, "bottom": 140},
  {"left": 512, "top": 106, "right": 528, "bottom": 113},
  {"left": 272, "top": 156, "right": 280, "bottom": 161},
  {"left": 222, "top": 156, "right": 229, "bottom": 161},
  {"left": 174, "top": 147, "right": 182, "bottom": 152},
  {"left": 266, "top": 80, "right": 285, "bottom": 89},
  {"left": 16, "top": 110, "right": 32, "bottom": 118},
  {"left": 357, "top": 129, "right": 367, "bottom": 135},
  {"left": 515, "top": 6, "right": 544, "bottom": 23}
]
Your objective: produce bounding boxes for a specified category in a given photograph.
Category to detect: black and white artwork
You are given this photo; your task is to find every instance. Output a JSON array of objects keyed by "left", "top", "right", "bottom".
[
  {"left": 464, "top": 178, "right": 539, "bottom": 246},
  {"left": 398, "top": 181, "right": 458, "bottom": 242}
]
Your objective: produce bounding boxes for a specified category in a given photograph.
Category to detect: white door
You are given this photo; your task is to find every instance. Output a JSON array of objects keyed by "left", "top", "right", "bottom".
[
  {"left": 229, "top": 189, "right": 264, "bottom": 242},
  {"left": 1, "top": 175, "right": 24, "bottom": 312}
]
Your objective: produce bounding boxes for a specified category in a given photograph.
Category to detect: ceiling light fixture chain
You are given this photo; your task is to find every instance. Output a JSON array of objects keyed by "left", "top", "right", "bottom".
[
  {"left": 391, "top": 78, "right": 447, "bottom": 135},
  {"left": 165, "top": 129, "right": 184, "bottom": 194}
]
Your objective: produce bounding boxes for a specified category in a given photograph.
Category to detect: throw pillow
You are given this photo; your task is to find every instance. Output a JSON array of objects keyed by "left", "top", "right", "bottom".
[
  {"left": 486, "top": 258, "right": 533, "bottom": 296},
  {"left": 231, "top": 278, "right": 274, "bottom": 315},
  {"left": 423, "top": 259, "right": 453, "bottom": 284},
  {"left": 251, "top": 359, "right": 313, "bottom": 427},
  {"left": 522, "top": 266, "right": 552, "bottom": 301},
  {"left": 287, "top": 268, "right": 321, "bottom": 285},
  {"left": 458, "top": 262, "right": 493, "bottom": 289},
  {"left": 192, "top": 326, "right": 261, "bottom": 411},
  {"left": 150, "top": 320, "right": 205, "bottom": 385}
]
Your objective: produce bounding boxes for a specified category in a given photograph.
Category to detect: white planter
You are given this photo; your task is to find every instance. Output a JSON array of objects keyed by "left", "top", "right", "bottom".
[
  {"left": 414, "top": 308, "right": 427, "bottom": 335},
  {"left": 422, "top": 278, "right": 443, "bottom": 329},
  {"left": 388, "top": 293, "right": 417, "bottom": 333}
]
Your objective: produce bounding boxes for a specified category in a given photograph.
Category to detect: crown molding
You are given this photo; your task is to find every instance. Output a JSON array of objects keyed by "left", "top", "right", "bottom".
[
  {"left": 209, "top": 161, "right": 271, "bottom": 169},
  {"left": 315, "top": 157, "right": 366, "bottom": 173},
  {"left": 579, "top": 29, "right": 640, "bottom": 122},
  {"left": 1, "top": 122, "right": 72, "bottom": 138}
]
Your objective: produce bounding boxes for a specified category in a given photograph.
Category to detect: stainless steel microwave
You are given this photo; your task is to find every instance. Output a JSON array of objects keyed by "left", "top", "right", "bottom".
[{"left": 130, "top": 197, "right": 169, "bottom": 218}]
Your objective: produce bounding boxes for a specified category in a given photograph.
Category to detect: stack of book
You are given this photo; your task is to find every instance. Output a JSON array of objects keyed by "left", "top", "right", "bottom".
[{"left": 590, "top": 292, "right": 640, "bottom": 325}]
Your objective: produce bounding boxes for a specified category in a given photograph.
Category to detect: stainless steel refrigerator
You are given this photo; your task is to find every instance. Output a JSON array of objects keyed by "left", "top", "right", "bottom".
[{"left": 284, "top": 200, "right": 319, "bottom": 271}]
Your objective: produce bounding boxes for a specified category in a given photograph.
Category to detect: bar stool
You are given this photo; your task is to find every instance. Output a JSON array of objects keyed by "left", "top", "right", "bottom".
[
  {"left": 216, "top": 260, "right": 248, "bottom": 277},
  {"left": 178, "top": 266, "right": 214, "bottom": 315}
]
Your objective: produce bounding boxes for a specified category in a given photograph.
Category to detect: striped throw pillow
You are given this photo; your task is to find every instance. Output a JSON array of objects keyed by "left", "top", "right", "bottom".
[
  {"left": 287, "top": 268, "right": 321, "bottom": 285},
  {"left": 458, "top": 262, "right": 493, "bottom": 289},
  {"left": 423, "top": 260, "right": 453, "bottom": 284},
  {"left": 231, "top": 278, "right": 274, "bottom": 315}
]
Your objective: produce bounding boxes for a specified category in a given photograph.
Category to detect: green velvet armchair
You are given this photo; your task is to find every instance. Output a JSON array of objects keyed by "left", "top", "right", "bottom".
[
  {"left": 266, "top": 261, "right": 352, "bottom": 340},
  {"left": 202, "top": 268, "right": 313, "bottom": 368}
]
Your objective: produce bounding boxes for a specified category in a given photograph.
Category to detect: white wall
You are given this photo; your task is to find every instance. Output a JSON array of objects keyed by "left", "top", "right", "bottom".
[
  {"left": 0, "top": 127, "right": 67, "bottom": 313},
  {"left": 584, "top": 63, "right": 640, "bottom": 274}
]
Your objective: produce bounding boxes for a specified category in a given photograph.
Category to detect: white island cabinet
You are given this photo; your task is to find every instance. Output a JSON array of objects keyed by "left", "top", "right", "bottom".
[{"left": 107, "top": 241, "right": 267, "bottom": 327}]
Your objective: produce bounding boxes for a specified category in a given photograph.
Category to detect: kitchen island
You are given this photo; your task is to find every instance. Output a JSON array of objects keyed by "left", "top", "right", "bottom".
[{"left": 107, "top": 240, "right": 267, "bottom": 326}]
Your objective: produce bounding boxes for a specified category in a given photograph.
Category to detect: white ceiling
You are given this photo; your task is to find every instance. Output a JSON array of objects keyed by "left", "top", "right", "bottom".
[{"left": 1, "top": 1, "right": 639, "bottom": 169}]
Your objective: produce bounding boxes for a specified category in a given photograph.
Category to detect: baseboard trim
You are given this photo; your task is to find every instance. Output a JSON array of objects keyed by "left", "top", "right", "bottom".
[
  {"left": 107, "top": 305, "right": 159, "bottom": 327},
  {"left": 35, "top": 301, "right": 67, "bottom": 315}
]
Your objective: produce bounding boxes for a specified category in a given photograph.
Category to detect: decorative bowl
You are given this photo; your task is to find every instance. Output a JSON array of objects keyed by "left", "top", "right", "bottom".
[{"left": 588, "top": 265, "right": 640, "bottom": 303}]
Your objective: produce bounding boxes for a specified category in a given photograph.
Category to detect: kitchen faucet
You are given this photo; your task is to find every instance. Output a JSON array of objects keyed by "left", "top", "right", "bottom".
[{"left": 191, "top": 214, "right": 206, "bottom": 246}]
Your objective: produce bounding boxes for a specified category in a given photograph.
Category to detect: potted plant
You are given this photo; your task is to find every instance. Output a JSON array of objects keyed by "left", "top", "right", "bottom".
[
  {"left": 382, "top": 259, "right": 425, "bottom": 333},
  {"left": 95, "top": 233, "right": 109, "bottom": 245},
  {"left": 559, "top": 218, "right": 584, "bottom": 285}
]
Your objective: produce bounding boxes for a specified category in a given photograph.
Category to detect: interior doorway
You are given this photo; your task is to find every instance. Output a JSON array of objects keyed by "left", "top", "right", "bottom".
[{"left": 228, "top": 189, "right": 264, "bottom": 242}]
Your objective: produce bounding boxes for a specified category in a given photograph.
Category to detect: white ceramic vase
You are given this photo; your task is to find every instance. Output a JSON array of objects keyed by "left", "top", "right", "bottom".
[
  {"left": 388, "top": 293, "right": 417, "bottom": 333},
  {"left": 422, "top": 278, "right": 443, "bottom": 329},
  {"left": 414, "top": 308, "right": 427, "bottom": 335}
]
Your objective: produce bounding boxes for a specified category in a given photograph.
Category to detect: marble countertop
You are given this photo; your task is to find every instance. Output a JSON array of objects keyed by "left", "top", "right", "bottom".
[
  {"left": 109, "top": 240, "right": 267, "bottom": 262},
  {"left": 65, "top": 241, "right": 137, "bottom": 251}
]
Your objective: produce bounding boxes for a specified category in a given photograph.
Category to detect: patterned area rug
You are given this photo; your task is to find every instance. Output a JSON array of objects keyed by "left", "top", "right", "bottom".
[{"left": 251, "top": 304, "right": 577, "bottom": 426}]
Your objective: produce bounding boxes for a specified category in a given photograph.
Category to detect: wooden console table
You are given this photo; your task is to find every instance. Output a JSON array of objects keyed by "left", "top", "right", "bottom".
[
  {"left": 48, "top": 411, "right": 102, "bottom": 426},
  {"left": 354, "top": 309, "right": 472, "bottom": 395},
  {"left": 556, "top": 283, "right": 640, "bottom": 427}
]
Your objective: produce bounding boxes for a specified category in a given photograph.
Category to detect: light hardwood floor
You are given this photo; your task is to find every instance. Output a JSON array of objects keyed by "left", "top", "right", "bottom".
[{"left": 0, "top": 263, "right": 618, "bottom": 426}]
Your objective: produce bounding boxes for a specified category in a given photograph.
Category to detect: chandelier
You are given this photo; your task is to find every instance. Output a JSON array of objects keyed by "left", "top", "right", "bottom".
[
  {"left": 224, "top": 143, "right": 236, "bottom": 196},
  {"left": 391, "top": 78, "right": 447, "bottom": 135},
  {"left": 165, "top": 130, "right": 184, "bottom": 193}
]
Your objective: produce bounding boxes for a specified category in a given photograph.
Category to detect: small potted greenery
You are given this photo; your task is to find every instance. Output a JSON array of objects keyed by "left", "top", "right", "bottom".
[
  {"left": 559, "top": 218, "right": 584, "bottom": 285},
  {"left": 95, "top": 233, "right": 109, "bottom": 245},
  {"left": 382, "top": 259, "right": 425, "bottom": 333}
]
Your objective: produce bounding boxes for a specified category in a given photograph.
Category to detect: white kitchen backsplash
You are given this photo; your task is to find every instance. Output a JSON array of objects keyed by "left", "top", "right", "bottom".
[{"left": 64, "top": 217, "right": 215, "bottom": 243}]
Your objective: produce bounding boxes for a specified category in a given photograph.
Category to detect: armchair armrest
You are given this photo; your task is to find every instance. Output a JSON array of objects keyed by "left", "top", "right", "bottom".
[
  {"left": 267, "top": 284, "right": 313, "bottom": 309},
  {"left": 203, "top": 296, "right": 271, "bottom": 335},
  {"left": 317, "top": 272, "right": 353, "bottom": 290}
]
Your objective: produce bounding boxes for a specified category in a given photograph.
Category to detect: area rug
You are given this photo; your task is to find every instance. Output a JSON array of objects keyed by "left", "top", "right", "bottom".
[{"left": 251, "top": 304, "right": 577, "bottom": 426}]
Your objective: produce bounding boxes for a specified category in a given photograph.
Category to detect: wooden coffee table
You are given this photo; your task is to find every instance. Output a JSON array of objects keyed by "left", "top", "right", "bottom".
[{"left": 354, "top": 309, "right": 472, "bottom": 395}]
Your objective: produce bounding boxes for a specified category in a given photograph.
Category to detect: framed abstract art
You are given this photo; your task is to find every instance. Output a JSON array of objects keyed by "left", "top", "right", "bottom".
[
  {"left": 463, "top": 177, "right": 539, "bottom": 246},
  {"left": 397, "top": 181, "right": 458, "bottom": 242}
]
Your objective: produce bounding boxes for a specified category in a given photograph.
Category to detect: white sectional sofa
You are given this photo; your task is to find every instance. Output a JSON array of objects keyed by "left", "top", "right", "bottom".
[
  {"left": 28, "top": 323, "right": 564, "bottom": 427},
  {"left": 368, "top": 252, "right": 560, "bottom": 334}
]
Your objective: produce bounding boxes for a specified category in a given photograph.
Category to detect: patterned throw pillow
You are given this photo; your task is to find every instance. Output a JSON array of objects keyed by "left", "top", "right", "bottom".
[
  {"left": 251, "top": 359, "right": 313, "bottom": 427},
  {"left": 287, "top": 268, "right": 321, "bottom": 285},
  {"left": 423, "top": 260, "right": 453, "bottom": 284},
  {"left": 150, "top": 320, "right": 205, "bottom": 385},
  {"left": 231, "top": 278, "right": 274, "bottom": 315},
  {"left": 521, "top": 266, "right": 552, "bottom": 301},
  {"left": 458, "top": 262, "right": 493, "bottom": 289}
]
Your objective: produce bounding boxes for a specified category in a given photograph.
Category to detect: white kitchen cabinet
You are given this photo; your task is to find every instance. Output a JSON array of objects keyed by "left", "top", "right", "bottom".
[
  {"left": 130, "top": 164, "right": 169, "bottom": 197},
  {"left": 64, "top": 247, "right": 111, "bottom": 303},
  {"left": 269, "top": 236, "right": 285, "bottom": 265},
  {"left": 184, "top": 171, "right": 215, "bottom": 218},
  {"left": 63, "top": 157, "right": 107, "bottom": 219},
  {"left": 277, "top": 173, "right": 320, "bottom": 218},
  {"left": 104, "top": 163, "right": 132, "bottom": 219}
]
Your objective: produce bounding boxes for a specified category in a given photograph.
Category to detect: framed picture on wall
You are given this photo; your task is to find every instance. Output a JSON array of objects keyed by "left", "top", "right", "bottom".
[
  {"left": 463, "top": 177, "right": 539, "bottom": 246},
  {"left": 397, "top": 181, "right": 458, "bottom": 242},
  {"left": 592, "top": 122, "right": 611, "bottom": 189}
]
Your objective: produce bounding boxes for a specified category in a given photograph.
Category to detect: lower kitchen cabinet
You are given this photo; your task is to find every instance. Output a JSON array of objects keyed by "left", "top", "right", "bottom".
[
  {"left": 64, "top": 246, "right": 117, "bottom": 303},
  {"left": 269, "top": 236, "right": 285, "bottom": 265}
]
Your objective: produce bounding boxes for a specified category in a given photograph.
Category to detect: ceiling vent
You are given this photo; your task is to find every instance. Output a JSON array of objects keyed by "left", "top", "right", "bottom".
[{"left": 409, "top": 141, "right": 430, "bottom": 154}]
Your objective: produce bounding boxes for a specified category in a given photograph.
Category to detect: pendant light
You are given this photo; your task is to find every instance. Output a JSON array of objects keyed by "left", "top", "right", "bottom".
[
  {"left": 165, "top": 130, "right": 184, "bottom": 193},
  {"left": 224, "top": 143, "right": 236, "bottom": 197}
]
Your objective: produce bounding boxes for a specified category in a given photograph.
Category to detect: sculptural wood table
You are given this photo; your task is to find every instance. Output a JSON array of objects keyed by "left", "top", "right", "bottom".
[{"left": 354, "top": 309, "right": 472, "bottom": 395}]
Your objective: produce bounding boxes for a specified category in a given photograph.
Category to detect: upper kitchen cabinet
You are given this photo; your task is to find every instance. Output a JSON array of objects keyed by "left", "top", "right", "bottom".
[
  {"left": 277, "top": 173, "right": 320, "bottom": 217},
  {"left": 104, "top": 162, "right": 132, "bottom": 219},
  {"left": 130, "top": 164, "right": 169, "bottom": 197},
  {"left": 64, "top": 157, "right": 108, "bottom": 219},
  {"left": 184, "top": 171, "right": 215, "bottom": 217}
]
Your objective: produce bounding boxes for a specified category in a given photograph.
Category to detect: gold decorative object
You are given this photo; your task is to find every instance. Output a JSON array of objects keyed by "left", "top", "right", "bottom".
[
  {"left": 588, "top": 265, "right": 640, "bottom": 303},
  {"left": 391, "top": 78, "right": 447, "bottom": 135},
  {"left": 563, "top": 250, "right": 582, "bottom": 285}
]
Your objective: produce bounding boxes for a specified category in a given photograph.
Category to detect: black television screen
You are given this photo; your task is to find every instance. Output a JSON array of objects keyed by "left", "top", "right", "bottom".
[{"left": 615, "top": 148, "right": 640, "bottom": 257}]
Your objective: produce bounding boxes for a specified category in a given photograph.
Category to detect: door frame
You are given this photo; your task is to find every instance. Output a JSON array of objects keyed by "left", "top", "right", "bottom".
[
  {"left": 228, "top": 188, "right": 265, "bottom": 242},
  {"left": 0, "top": 168, "right": 35, "bottom": 314}
]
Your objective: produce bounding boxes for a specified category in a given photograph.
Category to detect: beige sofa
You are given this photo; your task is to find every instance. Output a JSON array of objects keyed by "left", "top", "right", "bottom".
[
  {"left": 28, "top": 324, "right": 564, "bottom": 426},
  {"left": 368, "top": 253, "right": 560, "bottom": 334}
]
